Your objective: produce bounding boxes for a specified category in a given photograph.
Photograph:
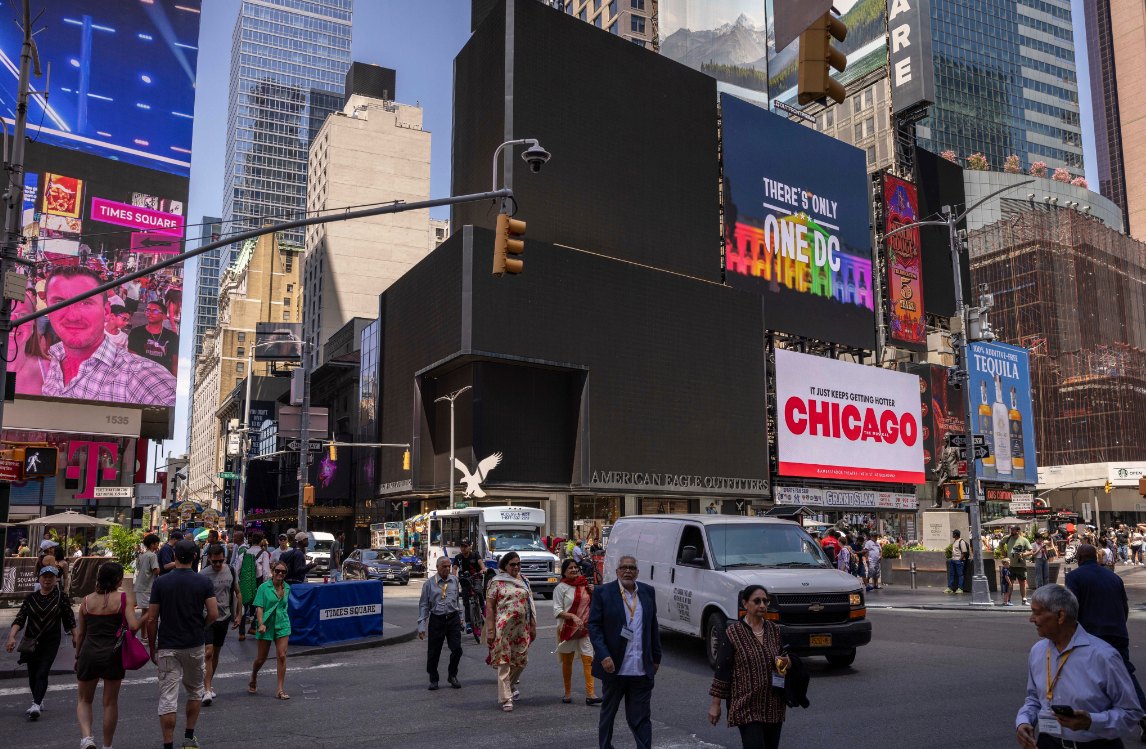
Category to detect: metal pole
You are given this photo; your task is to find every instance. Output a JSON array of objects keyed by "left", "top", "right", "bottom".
[
  {"left": 449, "top": 396, "right": 455, "bottom": 510},
  {"left": 0, "top": 1, "right": 35, "bottom": 481},
  {"left": 298, "top": 354, "right": 310, "bottom": 533},
  {"left": 947, "top": 208, "right": 991, "bottom": 606},
  {"left": 236, "top": 346, "right": 254, "bottom": 526}
]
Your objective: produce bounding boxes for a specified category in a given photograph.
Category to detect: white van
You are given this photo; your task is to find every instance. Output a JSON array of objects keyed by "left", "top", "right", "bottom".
[
  {"left": 304, "top": 531, "right": 336, "bottom": 574},
  {"left": 426, "top": 507, "right": 561, "bottom": 597},
  {"left": 603, "top": 514, "right": 872, "bottom": 668}
]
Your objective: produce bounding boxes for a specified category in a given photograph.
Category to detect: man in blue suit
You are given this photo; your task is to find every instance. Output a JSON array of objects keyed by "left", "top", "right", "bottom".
[{"left": 588, "top": 554, "right": 661, "bottom": 749}]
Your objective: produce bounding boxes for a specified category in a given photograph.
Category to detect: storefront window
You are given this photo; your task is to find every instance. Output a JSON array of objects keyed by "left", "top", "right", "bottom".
[
  {"left": 641, "top": 498, "right": 689, "bottom": 515},
  {"left": 572, "top": 495, "right": 620, "bottom": 542}
]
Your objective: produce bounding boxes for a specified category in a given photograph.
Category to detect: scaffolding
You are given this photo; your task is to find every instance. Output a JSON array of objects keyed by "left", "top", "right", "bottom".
[{"left": 968, "top": 207, "right": 1146, "bottom": 467}]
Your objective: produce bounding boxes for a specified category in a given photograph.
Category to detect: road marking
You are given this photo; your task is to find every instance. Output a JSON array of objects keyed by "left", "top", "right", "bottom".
[{"left": 0, "top": 662, "right": 346, "bottom": 698}]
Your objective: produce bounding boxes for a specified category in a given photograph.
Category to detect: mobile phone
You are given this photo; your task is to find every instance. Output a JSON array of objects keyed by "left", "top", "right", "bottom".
[{"left": 1051, "top": 705, "right": 1076, "bottom": 718}]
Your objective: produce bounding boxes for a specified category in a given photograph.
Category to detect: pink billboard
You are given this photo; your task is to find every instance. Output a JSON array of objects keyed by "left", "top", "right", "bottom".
[{"left": 90, "top": 197, "right": 184, "bottom": 236}]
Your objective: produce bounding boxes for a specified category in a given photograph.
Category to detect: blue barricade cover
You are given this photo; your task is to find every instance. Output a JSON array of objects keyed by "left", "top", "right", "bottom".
[{"left": 288, "top": 580, "right": 386, "bottom": 646}]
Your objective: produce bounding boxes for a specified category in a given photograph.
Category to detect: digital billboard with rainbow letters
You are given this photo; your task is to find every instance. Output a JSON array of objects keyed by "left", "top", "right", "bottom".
[{"left": 722, "top": 94, "right": 875, "bottom": 349}]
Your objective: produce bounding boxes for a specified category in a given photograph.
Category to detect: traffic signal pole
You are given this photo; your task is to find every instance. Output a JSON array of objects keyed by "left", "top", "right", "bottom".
[{"left": 885, "top": 179, "right": 1032, "bottom": 606}]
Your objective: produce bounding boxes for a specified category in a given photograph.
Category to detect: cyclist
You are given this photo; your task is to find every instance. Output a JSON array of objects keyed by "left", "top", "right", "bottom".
[{"left": 453, "top": 538, "right": 486, "bottom": 635}]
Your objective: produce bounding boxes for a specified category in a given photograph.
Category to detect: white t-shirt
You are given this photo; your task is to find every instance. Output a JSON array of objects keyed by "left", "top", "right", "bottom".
[
  {"left": 864, "top": 539, "right": 881, "bottom": 564},
  {"left": 1132, "top": 532, "right": 1143, "bottom": 547}
]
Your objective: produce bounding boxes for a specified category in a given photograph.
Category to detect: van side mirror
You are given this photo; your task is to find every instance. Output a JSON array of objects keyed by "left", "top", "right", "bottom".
[{"left": 681, "top": 546, "right": 698, "bottom": 565}]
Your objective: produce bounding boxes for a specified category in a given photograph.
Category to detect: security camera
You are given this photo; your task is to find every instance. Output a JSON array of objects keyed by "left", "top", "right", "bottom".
[
  {"left": 521, "top": 143, "right": 551, "bottom": 173},
  {"left": 1027, "top": 193, "right": 1035, "bottom": 200}
]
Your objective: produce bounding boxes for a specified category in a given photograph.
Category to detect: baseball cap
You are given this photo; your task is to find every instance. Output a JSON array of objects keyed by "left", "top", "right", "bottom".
[
  {"left": 174, "top": 539, "right": 198, "bottom": 563},
  {"left": 40, "top": 539, "right": 58, "bottom": 550},
  {"left": 38, "top": 565, "right": 58, "bottom": 577},
  {"left": 460, "top": 538, "right": 471, "bottom": 546}
]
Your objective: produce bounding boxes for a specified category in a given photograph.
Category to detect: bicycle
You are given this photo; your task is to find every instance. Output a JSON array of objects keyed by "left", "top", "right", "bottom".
[{"left": 460, "top": 571, "right": 486, "bottom": 644}]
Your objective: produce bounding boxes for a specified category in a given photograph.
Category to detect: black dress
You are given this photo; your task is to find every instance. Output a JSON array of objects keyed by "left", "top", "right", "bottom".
[{"left": 76, "top": 594, "right": 126, "bottom": 681}]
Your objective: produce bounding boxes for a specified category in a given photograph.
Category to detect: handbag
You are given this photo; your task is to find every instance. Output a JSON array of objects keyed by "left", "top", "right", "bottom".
[
  {"left": 15, "top": 634, "right": 37, "bottom": 654},
  {"left": 116, "top": 593, "right": 150, "bottom": 671}
]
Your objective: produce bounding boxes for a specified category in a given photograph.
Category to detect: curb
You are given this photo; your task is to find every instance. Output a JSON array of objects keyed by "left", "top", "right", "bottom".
[
  {"left": 874, "top": 604, "right": 1031, "bottom": 613},
  {"left": 0, "top": 628, "right": 419, "bottom": 681}
]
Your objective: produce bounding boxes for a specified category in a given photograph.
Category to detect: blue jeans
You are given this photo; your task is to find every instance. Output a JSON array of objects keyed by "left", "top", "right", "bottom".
[
  {"left": 1119, "top": 544, "right": 1129, "bottom": 562},
  {"left": 947, "top": 559, "right": 965, "bottom": 591},
  {"left": 1033, "top": 557, "right": 1049, "bottom": 589}
]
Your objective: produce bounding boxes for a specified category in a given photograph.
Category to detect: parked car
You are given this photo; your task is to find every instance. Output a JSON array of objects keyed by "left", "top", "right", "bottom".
[
  {"left": 383, "top": 546, "right": 426, "bottom": 576},
  {"left": 343, "top": 548, "right": 411, "bottom": 585}
]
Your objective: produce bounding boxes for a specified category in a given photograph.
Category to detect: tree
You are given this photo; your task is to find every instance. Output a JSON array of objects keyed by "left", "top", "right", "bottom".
[
  {"left": 967, "top": 153, "right": 989, "bottom": 171},
  {"left": 1004, "top": 154, "right": 1022, "bottom": 174},
  {"left": 1052, "top": 168, "right": 1072, "bottom": 183},
  {"left": 941, "top": 150, "right": 958, "bottom": 163},
  {"left": 1071, "top": 176, "right": 1089, "bottom": 188},
  {"left": 98, "top": 525, "right": 145, "bottom": 570},
  {"left": 1030, "top": 161, "right": 1047, "bottom": 178}
]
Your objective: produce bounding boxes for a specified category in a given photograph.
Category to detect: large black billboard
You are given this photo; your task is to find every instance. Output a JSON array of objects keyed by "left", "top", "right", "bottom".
[
  {"left": 723, "top": 95, "right": 876, "bottom": 350},
  {"left": 453, "top": 0, "right": 722, "bottom": 282},
  {"left": 914, "top": 146, "right": 970, "bottom": 318}
]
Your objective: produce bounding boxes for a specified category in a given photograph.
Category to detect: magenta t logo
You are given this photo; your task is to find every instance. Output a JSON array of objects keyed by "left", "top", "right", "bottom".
[{"left": 67, "top": 441, "right": 119, "bottom": 499}]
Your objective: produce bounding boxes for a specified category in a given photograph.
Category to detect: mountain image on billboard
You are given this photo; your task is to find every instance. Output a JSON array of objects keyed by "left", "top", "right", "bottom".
[
  {"left": 722, "top": 95, "right": 876, "bottom": 350},
  {"left": 968, "top": 342, "right": 1037, "bottom": 485},
  {"left": 883, "top": 174, "right": 926, "bottom": 348},
  {"left": 765, "top": 0, "right": 887, "bottom": 102},
  {"left": 659, "top": 1, "right": 769, "bottom": 103}
]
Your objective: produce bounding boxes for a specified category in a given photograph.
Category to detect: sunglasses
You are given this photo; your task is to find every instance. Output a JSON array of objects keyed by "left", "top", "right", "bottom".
[
  {"left": 506, "top": 562, "right": 520, "bottom": 568},
  {"left": 209, "top": 558, "right": 225, "bottom": 565},
  {"left": 272, "top": 569, "right": 287, "bottom": 575},
  {"left": 617, "top": 565, "right": 638, "bottom": 571}
]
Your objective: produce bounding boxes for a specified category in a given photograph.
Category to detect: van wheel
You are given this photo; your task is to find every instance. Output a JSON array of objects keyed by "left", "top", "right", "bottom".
[
  {"left": 705, "top": 612, "right": 728, "bottom": 670},
  {"left": 826, "top": 650, "right": 856, "bottom": 668}
]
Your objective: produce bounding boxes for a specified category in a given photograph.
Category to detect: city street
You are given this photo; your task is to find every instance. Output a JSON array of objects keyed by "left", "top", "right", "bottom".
[{"left": 4, "top": 576, "right": 1146, "bottom": 748}]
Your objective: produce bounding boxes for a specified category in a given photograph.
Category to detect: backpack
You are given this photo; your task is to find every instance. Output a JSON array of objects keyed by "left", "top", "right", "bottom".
[{"left": 239, "top": 548, "right": 266, "bottom": 604}]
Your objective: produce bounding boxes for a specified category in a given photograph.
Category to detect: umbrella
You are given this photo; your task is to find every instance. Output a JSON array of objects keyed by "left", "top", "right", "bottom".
[
  {"left": 801, "top": 520, "right": 832, "bottom": 527},
  {"left": 1065, "top": 523, "right": 1076, "bottom": 532},
  {"left": 981, "top": 516, "right": 1031, "bottom": 527},
  {"left": 16, "top": 510, "right": 119, "bottom": 527},
  {"left": 193, "top": 527, "right": 211, "bottom": 541}
]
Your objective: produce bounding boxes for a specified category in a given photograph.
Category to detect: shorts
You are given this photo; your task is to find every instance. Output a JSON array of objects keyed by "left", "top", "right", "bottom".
[
  {"left": 1010, "top": 568, "right": 1028, "bottom": 581},
  {"left": 867, "top": 561, "right": 881, "bottom": 578},
  {"left": 135, "top": 590, "right": 150, "bottom": 609},
  {"left": 204, "top": 620, "right": 230, "bottom": 648},
  {"left": 157, "top": 646, "right": 206, "bottom": 714}
]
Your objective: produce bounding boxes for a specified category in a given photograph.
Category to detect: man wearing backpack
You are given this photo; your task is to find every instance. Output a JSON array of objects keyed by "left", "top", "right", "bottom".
[
  {"left": 946, "top": 529, "right": 970, "bottom": 594},
  {"left": 237, "top": 532, "right": 270, "bottom": 639},
  {"left": 199, "top": 544, "right": 242, "bottom": 706}
]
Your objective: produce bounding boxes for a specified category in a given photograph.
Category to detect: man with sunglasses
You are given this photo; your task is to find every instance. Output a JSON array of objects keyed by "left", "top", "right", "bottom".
[
  {"left": 199, "top": 544, "right": 242, "bottom": 706},
  {"left": 588, "top": 555, "right": 661, "bottom": 749}
]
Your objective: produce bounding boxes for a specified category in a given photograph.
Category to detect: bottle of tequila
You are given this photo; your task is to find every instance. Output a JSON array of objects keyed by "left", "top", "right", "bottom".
[
  {"left": 979, "top": 380, "right": 996, "bottom": 477},
  {"left": 992, "top": 375, "right": 1013, "bottom": 475},
  {"left": 1009, "top": 386, "right": 1025, "bottom": 480}
]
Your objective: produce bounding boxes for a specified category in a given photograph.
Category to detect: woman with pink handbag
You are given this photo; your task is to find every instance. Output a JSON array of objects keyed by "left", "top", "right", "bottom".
[{"left": 75, "top": 562, "right": 141, "bottom": 749}]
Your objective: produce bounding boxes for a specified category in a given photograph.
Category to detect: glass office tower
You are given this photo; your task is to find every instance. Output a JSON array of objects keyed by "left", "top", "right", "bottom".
[{"left": 222, "top": 0, "right": 352, "bottom": 250}]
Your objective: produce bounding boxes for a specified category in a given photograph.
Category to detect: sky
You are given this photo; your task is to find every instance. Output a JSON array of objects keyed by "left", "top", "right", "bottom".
[{"left": 165, "top": 0, "right": 472, "bottom": 463}]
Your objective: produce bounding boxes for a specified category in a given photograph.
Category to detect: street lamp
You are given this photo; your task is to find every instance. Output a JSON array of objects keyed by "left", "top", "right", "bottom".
[
  {"left": 884, "top": 178, "right": 1034, "bottom": 606},
  {"left": 434, "top": 386, "right": 472, "bottom": 509}
]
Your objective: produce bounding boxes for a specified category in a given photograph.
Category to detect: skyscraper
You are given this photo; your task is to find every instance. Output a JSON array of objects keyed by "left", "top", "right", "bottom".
[
  {"left": 193, "top": 217, "right": 224, "bottom": 360},
  {"left": 1084, "top": 0, "right": 1129, "bottom": 233},
  {"left": 916, "top": 0, "right": 1083, "bottom": 176},
  {"left": 222, "top": 0, "right": 353, "bottom": 251}
]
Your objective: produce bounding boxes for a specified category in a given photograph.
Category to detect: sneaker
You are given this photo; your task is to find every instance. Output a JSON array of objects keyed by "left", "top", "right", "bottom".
[
  {"left": 449, "top": 677, "right": 461, "bottom": 689},
  {"left": 955, "top": 590, "right": 964, "bottom": 594},
  {"left": 943, "top": 588, "right": 953, "bottom": 593},
  {"left": 464, "top": 625, "right": 473, "bottom": 634},
  {"left": 182, "top": 737, "right": 199, "bottom": 749},
  {"left": 1004, "top": 602, "right": 1014, "bottom": 607},
  {"left": 865, "top": 586, "right": 873, "bottom": 592},
  {"left": 26, "top": 703, "right": 40, "bottom": 721},
  {"left": 202, "top": 691, "right": 213, "bottom": 706},
  {"left": 428, "top": 682, "right": 439, "bottom": 690},
  {"left": 80, "top": 738, "right": 96, "bottom": 749}
]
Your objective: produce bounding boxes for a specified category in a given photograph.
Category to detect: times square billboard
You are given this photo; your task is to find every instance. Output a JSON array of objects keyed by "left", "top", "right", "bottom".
[
  {"left": 968, "top": 342, "right": 1037, "bottom": 485},
  {"left": 723, "top": 94, "right": 876, "bottom": 350},
  {"left": 2, "top": 1, "right": 200, "bottom": 410}
]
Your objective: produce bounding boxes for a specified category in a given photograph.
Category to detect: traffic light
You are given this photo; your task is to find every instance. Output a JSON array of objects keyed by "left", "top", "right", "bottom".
[
  {"left": 1104, "top": 480, "right": 1113, "bottom": 494},
  {"left": 492, "top": 213, "right": 526, "bottom": 276},
  {"left": 23, "top": 447, "right": 58, "bottom": 477},
  {"left": 402, "top": 450, "right": 410, "bottom": 471},
  {"left": 303, "top": 484, "right": 314, "bottom": 507},
  {"left": 328, "top": 444, "right": 337, "bottom": 461},
  {"left": 798, "top": 12, "right": 847, "bottom": 106}
]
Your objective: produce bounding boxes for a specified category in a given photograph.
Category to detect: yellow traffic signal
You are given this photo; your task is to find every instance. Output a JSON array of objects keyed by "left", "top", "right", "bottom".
[
  {"left": 1104, "top": 480, "right": 1113, "bottom": 494},
  {"left": 798, "top": 12, "right": 847, "bottom": 106},
  {"left": 493, "top": 213, "right": 526, "bottom": 276},
  {"left": 303, "top": 484, "right": 315, "bottom": 507},
  {"left": 329, "top": 444, "right": 337, "bottom": 461},
  {"left": 402, "top": 450, "right": 410, "bottom": 471}
]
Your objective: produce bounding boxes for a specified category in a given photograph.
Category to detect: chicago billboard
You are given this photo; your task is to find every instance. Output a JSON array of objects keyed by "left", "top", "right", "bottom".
[
  {"left": 659, "top": 1, "right": 769, "bottom": 106},
  {"left": 883, "top": 173, "right": 925, "bottom": 349},
  {"left": 723, "top": 95, "right": 876, "bottom": 349},
  {"left": 0, "top": 0, "right": 200, "bottom": 177},
  {"left": 7, "top": 141, "right": 189, "bottom": 407},
  {"left": 776, "top": 348, "right": 925, "bottom": 483},
  {"left": 968, "top": 342, "right": 1036, "bottom": 484}
]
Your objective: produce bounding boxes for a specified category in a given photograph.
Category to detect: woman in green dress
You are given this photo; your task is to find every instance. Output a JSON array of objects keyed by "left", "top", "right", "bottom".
[{"left": 250, "top": 560, "right": 292, "bottom": 699}]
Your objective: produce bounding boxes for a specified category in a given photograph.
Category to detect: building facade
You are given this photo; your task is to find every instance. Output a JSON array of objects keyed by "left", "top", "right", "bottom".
[
  {"left": 1084, "top": 0, "right": 1130, "bottom": 235},
  {"left": 188, "top": 233, "right": 303, "bottom": 505},
  {"left": 1109, "top": 0, "right": 1146, "bottom": 239},
  {"left": 430, "top": 218, "right": 451, "bottom": 251},
  {"left": 302, "top": 90, "right": 432, "bottom": 370},
  {"left": 222, "top": 0, "right": 352, "bottom": 251}
]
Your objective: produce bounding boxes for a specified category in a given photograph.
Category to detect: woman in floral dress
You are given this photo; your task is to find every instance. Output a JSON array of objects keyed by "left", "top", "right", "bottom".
[{"left": 485, "top": 551, "right": 536, "bottom": 711}]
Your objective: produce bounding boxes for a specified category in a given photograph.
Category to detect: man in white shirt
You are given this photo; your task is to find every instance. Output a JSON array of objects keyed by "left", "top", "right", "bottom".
[{"left": 863, "top": 535, "right": 882, "bottom": 591}]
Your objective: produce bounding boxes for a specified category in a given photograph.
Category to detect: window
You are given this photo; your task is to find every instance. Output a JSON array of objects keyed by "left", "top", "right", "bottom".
[
  {"left": 631, "top": 0, "right": 643, "bottom": 8},
  {"left": 609, "top": 0, "right": 616, "bottom": 13},
  {"left": 610, "top": 21, "right": 617, "bottom": 33},
  {"left": 706, "top": 524, "right": 830, "bottom": 568},
  {"left": 236, "top": 347, "right": 245, "bottom": 357},
  {"left": 236, "top": 361, "right": 244, "bottom": 373},
  {"left": 283, "top": 311, "right": 291, "bottom": 321},
  {"left": 853, "top": 96, "right": 862, "bottom": 114},
  {"left": 435, "top": 228, "right": 444, "bottom": 239},
  {"left": 867, "top": 146, "right": 876, "bottom": 164},
  {"left": 284, "top": 254, "right": 293, "bottom": 272},
  {"left": 864, "top": 88, "right": 873, "bottom": 108},
  {"left": 864, "top": 116, "right": 874, "bottom": 136},
  {"left": 676, "top": 525, "right": 709, "bottom": 568},
  {"left": 286, "top": 284, "right": 293, "bottom": 293},
  {"left": 595, "top": 14, "right": 601, "bottom": 27},
  {"left": 594, "top": 0, "right": 601, "bottom": 8},
  {"left": 631, "top": 38, "right": 646, "bottom": 46},
  {"left": 826, "top": 109, "right": 834, "bottom": 127},
  {"left": 631, "top": 15, "right": 645, "bottom": 33},
  {"left": 854, "top": 123, "right": 863, "bottom": 141},
  {"left": 579, "top": 8, "right": 586, "bottom": 20},
  {"left": 237, "top": 378, "right": 243, "bottom": 388},
  {"left": 237, "top": 332, "right": 246, "bottom": 342},
  {"left": 284, "top": 297, "right": 291, "bottom": 306}
]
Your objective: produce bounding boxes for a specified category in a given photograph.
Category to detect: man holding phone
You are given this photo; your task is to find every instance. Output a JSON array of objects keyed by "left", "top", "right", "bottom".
[{"left": 1016, "top": 585, "right": 1142, "bottom": 748}]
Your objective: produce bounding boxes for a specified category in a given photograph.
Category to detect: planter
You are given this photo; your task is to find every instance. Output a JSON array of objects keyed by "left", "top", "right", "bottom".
[
  {"left": 1049, "top": 562, "right": 1062, "bottom": 584},
  {"left": 886, "top": 550, "right": 948, "bottom": 588}
]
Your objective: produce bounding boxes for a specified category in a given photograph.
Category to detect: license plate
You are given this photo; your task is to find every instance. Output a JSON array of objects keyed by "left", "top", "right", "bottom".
[
  {"left": 387, "top": 574, "right": 394, "bottom": 579},
  {"left": 547, "top": 577, "right": 558, "bottom": 583},
  {"left": 810, "top": 635, "right": 832, "bottom": 647}
]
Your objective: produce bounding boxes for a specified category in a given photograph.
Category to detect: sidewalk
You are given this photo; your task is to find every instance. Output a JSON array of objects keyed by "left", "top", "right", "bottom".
[
  {"left": 0, "top": 591, "right": 418, "bottom": 681},
  {"left": 867, "top": 562, "right": 1146, "bottom": 612}
]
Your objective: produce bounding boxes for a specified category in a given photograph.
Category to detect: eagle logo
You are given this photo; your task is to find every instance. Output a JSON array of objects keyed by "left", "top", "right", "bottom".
[{"left": 454, "top": 453, "right": 502, "bottom": 498}]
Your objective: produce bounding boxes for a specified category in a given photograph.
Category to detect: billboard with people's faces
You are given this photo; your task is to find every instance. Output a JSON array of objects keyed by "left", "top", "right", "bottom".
[{"left": 7, "top": 140, "right": 189, "bottom": 407}]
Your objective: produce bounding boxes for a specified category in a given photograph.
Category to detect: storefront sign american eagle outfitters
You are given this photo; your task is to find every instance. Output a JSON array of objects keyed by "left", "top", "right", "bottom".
[{"left": 589, "top": 471, "right": 769, "bottom": 495}]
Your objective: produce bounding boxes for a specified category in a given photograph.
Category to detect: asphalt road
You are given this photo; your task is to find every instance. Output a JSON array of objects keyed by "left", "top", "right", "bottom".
[{"left": 3, "top": 581, "right": 1146, "bottom": 748}]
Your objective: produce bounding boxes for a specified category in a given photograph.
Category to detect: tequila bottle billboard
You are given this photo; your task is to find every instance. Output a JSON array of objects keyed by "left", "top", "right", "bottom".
[{"left": 968, "top": 342, "right": 1037, "bottom": 484}]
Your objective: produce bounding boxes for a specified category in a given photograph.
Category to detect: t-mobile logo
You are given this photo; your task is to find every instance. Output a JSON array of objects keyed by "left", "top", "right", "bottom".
[{"left": 66, "top": 441, "right": 119, "bottom": 499}]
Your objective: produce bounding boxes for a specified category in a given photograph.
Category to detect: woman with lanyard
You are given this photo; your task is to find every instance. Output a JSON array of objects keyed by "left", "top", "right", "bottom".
[
  {"left": 5, "top": 565, "right": 77, "bottom": 721},
  {"left": 485, "top": 551, "right": 536, "bottom": 712},
  {"left": 249, "top": 560, "right": 293, "bottom": 699},
  {"left": 553, "top": 558, "right": 601, "bottom": 705},
  {"left": 709, "top": 585, "right": 795, "bottom": 749}
]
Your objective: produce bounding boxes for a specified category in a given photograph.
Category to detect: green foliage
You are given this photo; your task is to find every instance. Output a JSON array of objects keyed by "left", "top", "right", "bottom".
[
  {"left": 994, "top": 545, "right": 1006, "bottom": 559},
  {"left": 768, "top": 57, "right": 798, "bottom": 98},
  {"left": 47, "top": 529, "right": 84, "bottom": 554},
  {"left": 837, "top": 0, "right": 886, "bottom": 56},
  {"left": 701, "top": 61, "right": 768, "bottom": 93},
  {"left": 99, "top": 525, "right": 144, "bottom": 570},
  {"left": 901, "top": 543, "right": 927, "bottom": 551},
  {"left": 944, "top": 543, "right": 954, "bottom": 559},
  {"left": 881, "top": 543, "right": 901, "bottom": 559}
]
